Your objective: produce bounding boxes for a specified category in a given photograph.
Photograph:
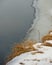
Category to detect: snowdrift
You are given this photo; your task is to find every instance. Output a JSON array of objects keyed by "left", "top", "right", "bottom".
[{"left": 6, "top": 31, "right": 52, "bottom": 65}]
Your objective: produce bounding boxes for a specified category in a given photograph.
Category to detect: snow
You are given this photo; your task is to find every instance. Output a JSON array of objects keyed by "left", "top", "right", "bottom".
[
  {"left": 45, "top": 40, "right": 52, "bottom": 44},
  {"left": 6, "top": 42, "right": 52, "bottom": 65},
  {"left": 49, "top": 9, "right": 52, "bottom": 16}
]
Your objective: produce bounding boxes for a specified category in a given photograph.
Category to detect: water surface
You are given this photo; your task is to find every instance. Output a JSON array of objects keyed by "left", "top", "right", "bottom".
[{"left": 0, "top": 0, "right": 34, "bottom": 65}]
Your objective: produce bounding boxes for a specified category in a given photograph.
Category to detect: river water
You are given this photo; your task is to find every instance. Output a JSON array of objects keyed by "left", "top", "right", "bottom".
[{"left": 0, "top": 0, "right": 34, "bottom": 65}]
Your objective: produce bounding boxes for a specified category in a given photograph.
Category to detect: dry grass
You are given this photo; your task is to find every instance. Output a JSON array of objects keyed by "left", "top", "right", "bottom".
[
  {"left": 42, "top": 30, "right": 52, "bottom": 43},
  {"left": 31, "top": 51, "right": 44, "bottom": 55},
  {"left": 42, "top": 34, "right": 52, "bottom": 43},
  {"left": 42, "top": 42, "right": 52, "bottom": 47},
  {"left": 41, "top": 31, "right": 52, "bottom": 47},
  {"left": 6, "top": 40, "right": 36, "bottom": 62}
]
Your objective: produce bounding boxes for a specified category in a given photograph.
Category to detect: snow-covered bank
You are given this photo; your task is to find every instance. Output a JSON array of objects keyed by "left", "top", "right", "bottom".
[
  {"left": 6, "top": 32, "right": 52, "bottom": 65},
  {"left": 6, "top": 42, "right": 52, "bottom": 65}
]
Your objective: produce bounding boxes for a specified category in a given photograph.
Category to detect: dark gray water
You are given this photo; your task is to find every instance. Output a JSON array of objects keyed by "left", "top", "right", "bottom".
[{"left": 0, "top": 0, "right": 34, "bottom": 65}]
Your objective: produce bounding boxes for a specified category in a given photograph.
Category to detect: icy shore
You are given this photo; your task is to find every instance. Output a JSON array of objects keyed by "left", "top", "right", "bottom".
[
  {"left": 26, "top": 0, "right": 52, "bottom": 42},
  {"left": 6, "top": 41, "right": 52, "bottom": 65}
]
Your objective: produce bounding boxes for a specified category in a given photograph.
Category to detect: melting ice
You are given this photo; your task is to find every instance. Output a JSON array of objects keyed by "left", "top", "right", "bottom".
[{"left": 26, "top": 0, "right": 52, "bottom": 42}]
